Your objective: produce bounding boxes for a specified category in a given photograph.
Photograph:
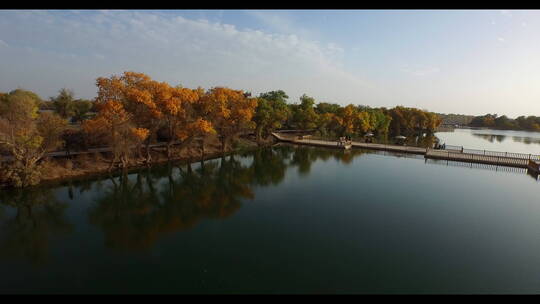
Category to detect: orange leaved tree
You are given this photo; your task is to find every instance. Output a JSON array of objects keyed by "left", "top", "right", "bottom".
[
  {"left": 200, "top": 88, "right": 257, "bottom": 153},
  {"left": 159, "top": 86, "right": 215, "bottom": 159},
  {"left": 83, "top": 100, "right": 149, "bottom": 170},
  {"left": 95, "top": 72, "right": 163, "bottom": 163}
]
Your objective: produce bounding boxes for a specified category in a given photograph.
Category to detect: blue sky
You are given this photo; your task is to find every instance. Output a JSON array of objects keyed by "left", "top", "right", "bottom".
[{"left": 1, "top": 10, "right": 539, "bottom": 117}]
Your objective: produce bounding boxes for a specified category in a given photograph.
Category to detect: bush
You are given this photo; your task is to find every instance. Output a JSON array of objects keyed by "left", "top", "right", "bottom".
[{"left": 3, "top": 161, "right": 42, "bottom": 187}]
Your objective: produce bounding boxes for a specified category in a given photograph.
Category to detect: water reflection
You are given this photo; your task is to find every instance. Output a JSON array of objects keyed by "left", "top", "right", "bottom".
[
  {"left": 3, "top": 144, "right": 540, "bottom": 293},
  {"left": 512, "top": 136, "right": 540, "bottom": 145},
  {"left": 2, "top": 141, "right": 538, "bottom": 266},
  {"left": 87, "top": 156, "right": 254, "bottom": 251},
  {"left": 358, "top": 133, "right": 439, "bottom": 148},
  {"left": 288, "top": 145, "right": 366, "bottom": 176},
  {"left": 472, "top": 133, "right": 506, "bottom": 143},
  {"left": 0, "top": 188, "right": 73, "bottom": 265},
  {"left": 472, "top": 132, "right": 540, "bottom": 145},
  {"left": 0, "top": 146, "right": 392, "bottom": 261},
  {"left": 86, "top": 146, "right": 366, "bottom": 251}
]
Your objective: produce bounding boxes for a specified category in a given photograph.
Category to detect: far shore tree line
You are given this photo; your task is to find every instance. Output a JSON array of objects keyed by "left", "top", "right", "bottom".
[
  {"left": 436, "top": 112, "right": 540, "bottom": 132},
  {"left": 468, "top": 114, "right": 540, "bottom": 131},
  {"left": 1, "top": 71, "right": 441, "bottom": 187}
]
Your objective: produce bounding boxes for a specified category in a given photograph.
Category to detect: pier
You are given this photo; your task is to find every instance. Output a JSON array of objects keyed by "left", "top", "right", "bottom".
[{"left": 271, "top": 132, "right": 540, "bottom": 170}]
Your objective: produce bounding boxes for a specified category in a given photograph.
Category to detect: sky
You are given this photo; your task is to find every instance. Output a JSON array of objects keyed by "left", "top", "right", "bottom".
[{"left": 0, "top": 9, "right": 539, "bottom": 117}]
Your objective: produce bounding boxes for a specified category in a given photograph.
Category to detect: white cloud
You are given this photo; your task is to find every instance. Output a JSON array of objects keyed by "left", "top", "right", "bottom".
[
  {"left": 497, "top": 37, "right": 505, "bottom": 43},
  {"left": 244, "top": 10, "right": 318, "bottom": 41},
  {"left": 0, "top": 39, "right": 8, "bottom": 47},
  {"left": 401, "top": 64, "right": 440, "bottom": 77},
  {"left": 0, "top": 10, "right": 377, "bottom": 104}
]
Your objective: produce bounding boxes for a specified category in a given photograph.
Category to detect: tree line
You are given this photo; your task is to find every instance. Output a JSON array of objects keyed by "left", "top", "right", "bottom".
[
  {"left": 0, "top": 71, "right": 441, "bottom": 187},
  {"left": 469, "top": 114, "right": 540, "bottom": 131}
]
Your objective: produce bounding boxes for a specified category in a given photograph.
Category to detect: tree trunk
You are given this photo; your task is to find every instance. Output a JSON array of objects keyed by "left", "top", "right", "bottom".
[
  {"left": 200, "top": 138, "right": 205, "bottom": 161},
  {"left": 220, "top": 136, "right": 228, "bottom": 154},
  {"left": 145, "top": 141, "right": 152, "bottom": 164},
  {"left": 255, "top": 125, "right": 263, "bottom": 144},
  {"left": 166, "top": 141, "right": 172, "bottom": 160},
  {"left": 108, "top": 153, "right": 117, "bottom": 172}
]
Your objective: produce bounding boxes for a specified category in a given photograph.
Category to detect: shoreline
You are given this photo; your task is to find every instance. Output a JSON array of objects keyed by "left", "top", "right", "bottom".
[{"left": 1, "top": 136, "right": 274, "bottom": 190}]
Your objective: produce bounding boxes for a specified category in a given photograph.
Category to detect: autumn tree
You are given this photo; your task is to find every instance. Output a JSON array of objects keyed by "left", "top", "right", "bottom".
[
  {"left": 334, "top": 104, "right": 361, "bottom": 136},
  {"left": 201, "top": 87, "right": 257, "bottom": 152},
  {"left": 159, "top": 86, "right": 215, "bottom": 158},
  {"left": 0, "top": 90, "right": 67, "bottom": 187},
  {"left": 386, "top": 106, "right": 440, "bottom": 135},
  {"left": 94, "top": 72, "right": 164, "bottom": 163},
  {"left": 82, "top": 100, "right": 149, "bottom": 170}
]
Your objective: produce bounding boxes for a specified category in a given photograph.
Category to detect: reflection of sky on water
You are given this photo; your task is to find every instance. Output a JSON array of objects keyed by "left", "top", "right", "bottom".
[{"left": 436, "top": 128, "right": 540, "bottom": 154}]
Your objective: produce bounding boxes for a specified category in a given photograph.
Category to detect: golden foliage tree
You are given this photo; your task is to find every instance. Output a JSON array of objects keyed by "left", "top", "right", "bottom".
[
  {"left": 83, "top": 100, "right": 149, "bottom": 170},
  {"left": 201, "top": 87, "right": 257, "bottom": 152},
  {"left": 159, "top": 86, "right": 215, "bottom": 158},
  {"left": 95, "top": 72, "right": 164, "bottom": 162}
]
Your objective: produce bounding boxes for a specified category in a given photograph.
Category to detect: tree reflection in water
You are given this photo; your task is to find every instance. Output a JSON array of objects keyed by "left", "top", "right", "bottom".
[
  {"left": 86, "top": 145, "right": 368, "bottom": 251},
  {"left": 0, "top": 188, "right": 73, "bottom": 266},
  {"left": 472, "top": 133, "right": 506, "bottom": 143},
  {"left": 87, "top": 154, "right": 259, "bottom": 251},
  {"left": 289, "top": 145, "right": 365, "bottom": 176},
  {"left": 0, "top": 145, "right": 368, "bottom": 259},
  {"left": 512, "top": 136, "right": 540, "bottom": 145},
  {"left": 470, "top": 133, "right": 540, "bottom": 146}
]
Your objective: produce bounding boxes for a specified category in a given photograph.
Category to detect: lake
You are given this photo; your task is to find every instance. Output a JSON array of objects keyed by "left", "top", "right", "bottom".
[
  {"left": 1, "top": 129, "right": 540, "bottom": 294},
  {"left": 435, "top": 128, "right": 540, "bottom": 154}
]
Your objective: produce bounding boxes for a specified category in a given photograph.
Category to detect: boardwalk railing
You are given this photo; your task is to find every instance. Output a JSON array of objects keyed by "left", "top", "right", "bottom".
[
  {"left": 425, "top": 158, "right": 528, "bottom": 174},
  {"left": 427, "top": 149, "right": 531, "bottom": 168},
  {"left": 443, "top": 146, "right": 540, "bottom": 161}
]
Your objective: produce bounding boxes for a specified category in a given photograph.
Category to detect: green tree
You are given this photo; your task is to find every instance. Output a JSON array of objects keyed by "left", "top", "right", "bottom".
[
  {"left": 71, "top": 99, "right": 94, "bottom": 124},
  {"left": 0, "top": 90, "right": 66, "bottom": 187},
  {"left": 51, "top": 88, "right": 76, "bottom": 118},
  {"left": 315, "top": 102, "right": 341, "bottom": 115},
  {"left": 253, "top": 90, "right": 291, "bottom": 142},
  {"left": 289, "top": 94, "right": 319, "bottom": 130}
]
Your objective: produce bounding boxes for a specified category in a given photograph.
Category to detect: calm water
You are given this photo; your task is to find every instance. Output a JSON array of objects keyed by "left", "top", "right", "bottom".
[
  {"left": 436, "top": 128, "right": 540, "bottom": 154},
  {"left": 1, "top": 138, "right": 540, "bottom": 293}
]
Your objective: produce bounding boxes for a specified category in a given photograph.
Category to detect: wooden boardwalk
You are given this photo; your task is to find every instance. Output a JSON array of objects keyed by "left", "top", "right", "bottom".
[
  {"left": 271, "top": 132, "right": 427, "bottom": 154},
  {"left": 271, "top": 132, "right": 540, "bottom": 170},
  {"left": 426, "top": 149, "right": 530, "bottom": 168}
]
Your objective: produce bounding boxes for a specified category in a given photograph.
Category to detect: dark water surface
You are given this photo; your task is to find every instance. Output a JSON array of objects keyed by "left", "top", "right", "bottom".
[{"left": 1, "top": 144, "right": 540, "bottom": 294}]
